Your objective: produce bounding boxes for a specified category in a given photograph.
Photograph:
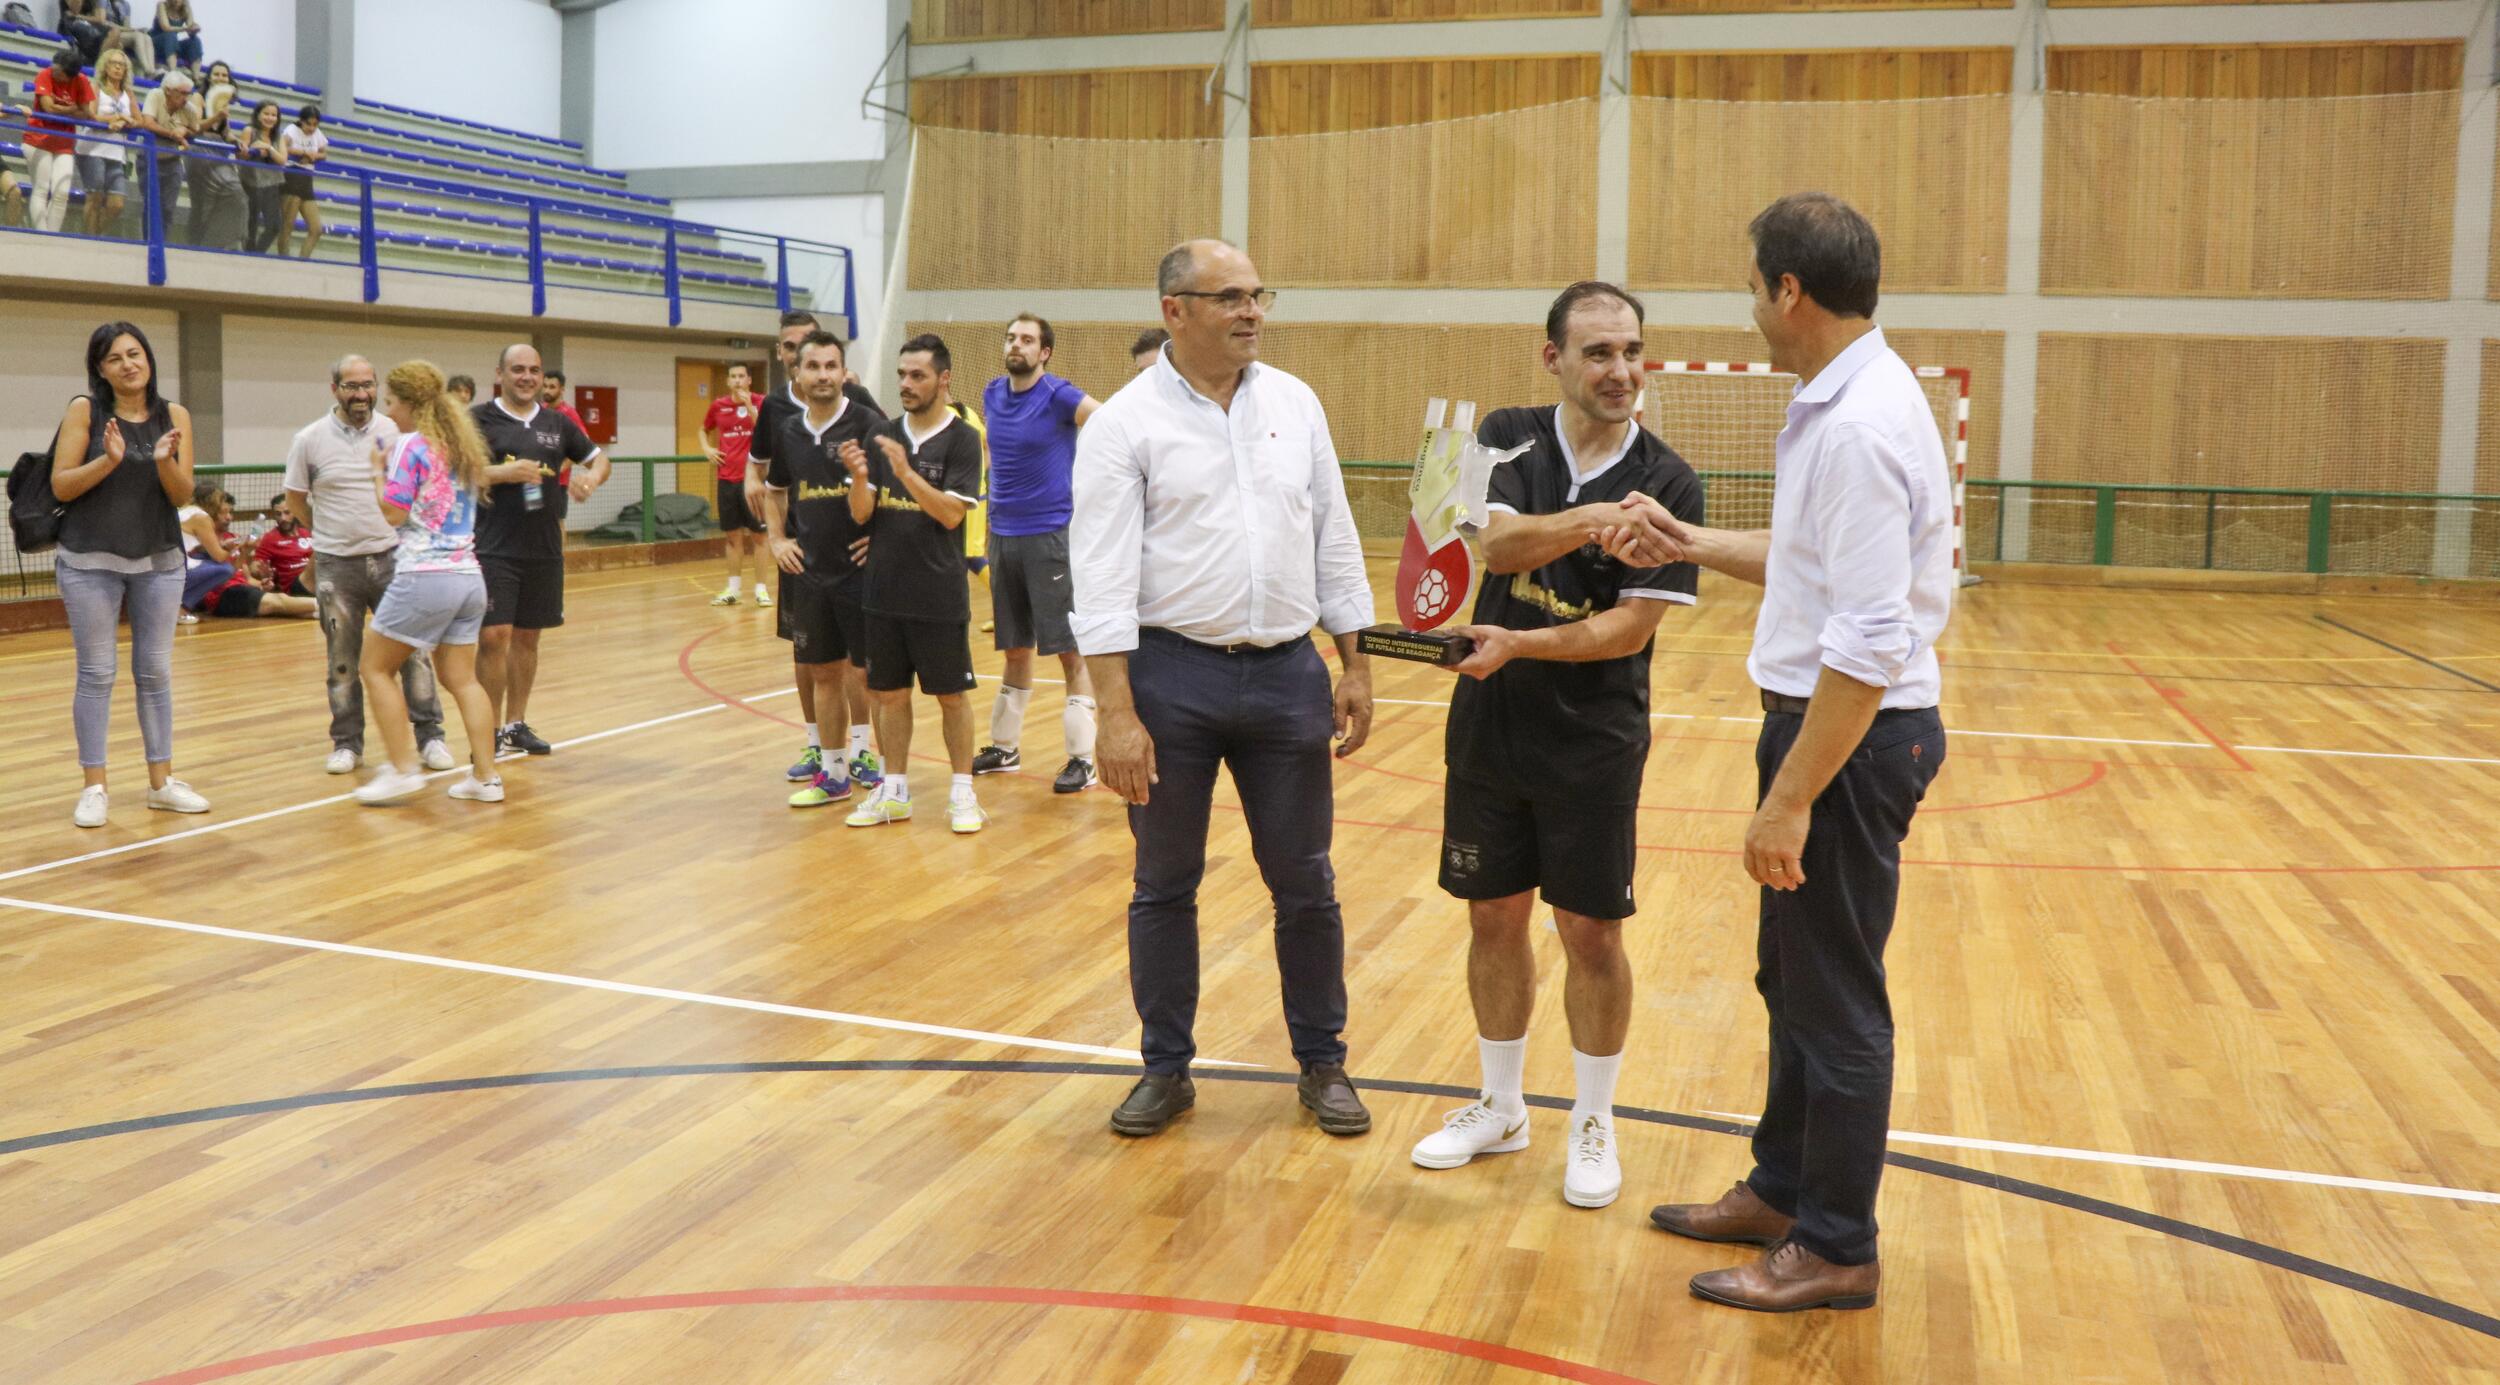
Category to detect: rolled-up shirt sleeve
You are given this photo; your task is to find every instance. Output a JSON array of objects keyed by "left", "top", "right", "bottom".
[
  {"left": 1070, "top": 409, "right": 1145, "bottom": 656},
  {"left": 1812, "top": 423, "right": 1927, "bottom": 688},
  {"left": 1307, "top": 405, "right": 1376, "bottom": 637}
]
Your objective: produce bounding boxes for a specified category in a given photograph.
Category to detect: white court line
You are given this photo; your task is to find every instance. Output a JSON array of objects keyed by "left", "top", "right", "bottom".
[
  {"left": 0, "top": 894, "right": 1247, "bottom": 1067},
  {"left": 1697, "top": 1109, "right": 2500, "bottom": 1205}
]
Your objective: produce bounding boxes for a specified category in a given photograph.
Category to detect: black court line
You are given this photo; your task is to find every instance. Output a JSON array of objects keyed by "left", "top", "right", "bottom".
[
  {"left": 4, "top": 1059, "right": 2495, "bottom": 1344},
  {"left": 2314, "top": 615, "right": 2500, "bottom": 694}
]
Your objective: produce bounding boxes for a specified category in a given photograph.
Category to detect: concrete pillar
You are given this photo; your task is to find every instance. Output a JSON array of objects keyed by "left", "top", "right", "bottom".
[
  {"left": 296, "top": 0, "right": 353, "bottom": 112},
  {"left": 178, "top": 309, "right": 222, "bottom": 467}
]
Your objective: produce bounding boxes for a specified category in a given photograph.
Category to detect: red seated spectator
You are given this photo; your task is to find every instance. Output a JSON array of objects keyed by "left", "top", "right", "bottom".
[{"left": 253, "top": 506, "right": 314, "bottom": 594}]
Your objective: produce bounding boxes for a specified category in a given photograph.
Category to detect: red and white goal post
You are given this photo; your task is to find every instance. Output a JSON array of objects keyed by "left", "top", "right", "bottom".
[{"left": 1638, "top": 360, "right": 1977, "bottom": 587}]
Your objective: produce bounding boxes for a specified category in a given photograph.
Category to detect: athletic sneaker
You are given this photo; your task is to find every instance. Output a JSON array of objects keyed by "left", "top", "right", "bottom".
[
  {"left": 788, "top": 770, "right": 854, "bottom": 808},
  {"left": 1563, "top": 1114, "right": 1621, "bottom": 1209},
  {"left": 1411, "top": 1100, "right": 1532, "bottom": 1170},
  {"left": 73, "top": 785, "right": 108, "bottom": 828},
  {"left": 1053, "top": 757, "right": 1098, "bottom": 794},
  {"left": 176, "top": 610, "right": 198, "bottom": 625},
  {"left": 325, "top": 747, "right": 360, "bottom": 775},
  {"left": 844, "top": 783, "right": 912, "bottom": 828},
  {"left": 710, "top": 589, "right": 739, "bottom": 606},
  {"left": 971, "top": 744, "right": 1020, "bottom": 775},
  {"left": 850, "top": 747, "right": 884, "bottom": 787},
  {"left": 145, "top": 779, "right": 210, "bottom": 814},
  {"left": 978, "top": 618, "right": 994, "bottom": 633},
  {"left": 787, "top": 744, "right": 824, "bottom": 782},
  {"left": 448, "top": 774, "right": 506, "bottom": 803},
  {"left": 500, "top": 723, "right": 553, "bottom": 756},
  {"left": 420, "top": 739, "right": 457, "bottom": 772},
  {"left": 949, "top": 796, "right": 987, "bottom": 834},
  {"left": 753, "top": 588, "right": 773, "bottom": 608},
  {"left": 353, "top": 769, "right": 427, "bottom": 806}
]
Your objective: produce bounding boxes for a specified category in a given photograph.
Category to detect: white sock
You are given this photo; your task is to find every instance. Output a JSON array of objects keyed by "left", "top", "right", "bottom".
[
  {"left": 991, "top": 684, "right": 1031, "bottom": 750},
  {"left": 1065, "top": 694, "right": 1097, "bottom": 760},
  {"left": 726, "top": 575, "right": 741, "bottom": 594},
  {"left": 849, "top": 724, "right": 873, "bottom": 756},
  {"left": 887, "top": 773, "right": 908, "bottom": 801},
  {"left": 950, "top": 772, "right": 975, "bottom": 804},
  {"left": 1571, "top": 1048, "right": 1621, "bottom": 1126},
  {"left": 805, "top": 721, "right": 821, "bottom": 749},
  {"left": 1479, "top": 1035, "right": 1527, "bottom": 1119}
]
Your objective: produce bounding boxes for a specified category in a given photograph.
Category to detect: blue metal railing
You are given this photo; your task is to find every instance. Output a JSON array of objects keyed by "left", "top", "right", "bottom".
[{"left": 1, "top": 111, "right": 857, "bottom": 337}]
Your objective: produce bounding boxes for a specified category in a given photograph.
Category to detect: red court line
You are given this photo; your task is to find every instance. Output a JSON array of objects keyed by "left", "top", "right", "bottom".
[
  {"left": 135, "top": 1284, "right": 1656, "bottom": 1385},
  {"left": 676, "top": 627, "right": 803, "bottom": 731},
  {"left": 2105, "top": 641, "right": 2256, "bottom": 772}
]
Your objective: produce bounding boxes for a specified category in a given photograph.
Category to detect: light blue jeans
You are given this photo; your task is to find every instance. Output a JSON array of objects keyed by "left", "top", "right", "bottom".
[{"left": 57, "top": 559, "right": 184, "bottom": 770}]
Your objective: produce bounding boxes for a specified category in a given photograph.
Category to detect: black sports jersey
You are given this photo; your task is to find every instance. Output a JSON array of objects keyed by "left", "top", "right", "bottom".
[
  {"left": 752, "top": 381, "right": 882, "bottom": 473},
  {"left": 471, "top": 399, "right": 599, "bottom": 560},
  {"left": 765, "top": 398, "right": 883, "bottom": 589},
  {"left": 859, "top": 412, "right": 984, "bottom": 623},
  {"left": 1444, "top": 406, "right": 1705, "bottom": 805}
]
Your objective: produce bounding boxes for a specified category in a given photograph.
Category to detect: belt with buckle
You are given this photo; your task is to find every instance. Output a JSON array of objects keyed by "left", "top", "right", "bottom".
[{"left": 1760, "top": 690, "right": 1812, "bottom": 716}]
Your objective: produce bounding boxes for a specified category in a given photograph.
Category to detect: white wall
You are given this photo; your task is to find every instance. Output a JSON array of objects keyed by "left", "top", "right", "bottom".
[
  {"left": 134, "top": 0, "right": 295, "bottom": 85},
  {"left": 555, "top": 334, "right": 746, "bottom": 531},
  {"left": 0, "top": 303, "right": 184, "bottom": 456},
  {"left": 674, "top": 194, "right": 883, "bottom": 354},
  {"left": 220, "top": 317, "right": 516, "bottom": 466},
  {"left": 588, "top": 0, "right": 885, "bottom": 168},
  {"left": 354, "top": 0, "right": 562, "bottom": 139}
]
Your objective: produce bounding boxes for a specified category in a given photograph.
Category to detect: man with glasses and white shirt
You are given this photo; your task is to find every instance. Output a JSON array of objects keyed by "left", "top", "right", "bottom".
[{"left": 1072, "top": 238, "right": 1377, "bottom": 1141}]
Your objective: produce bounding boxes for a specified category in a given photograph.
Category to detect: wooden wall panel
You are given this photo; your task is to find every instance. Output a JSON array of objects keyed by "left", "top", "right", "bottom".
[
  {"left": 2045, "top": 41, "right": 2463, "bottom": 96},
  {"left": 911, "top": 0, "right": 1222, "bottom": 42},
  {"left": 911, "top": 68, "right": 1222, "bottom": 138},
  {"left": 909, "top": 128, "right": 1220, "bottom": 289},
  {"left": 1249, "top": 56, "right": 1600, "bottom": 135},
  {"left": 1632, "top": 48, "right": 2014, "bottom": 99},
  {"left": 1634, "top": 0, "right": 2008, "bottom": 14},
  {"left": 1256, "top": 0, "right": 1597, "bottom": 22},
  {"left": 1256, "top": 324, "right": 1563, "bottom": 464}
]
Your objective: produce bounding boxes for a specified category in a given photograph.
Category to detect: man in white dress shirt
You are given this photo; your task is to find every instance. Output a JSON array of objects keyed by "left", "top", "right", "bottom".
[
  {"left": 1071, "top": 238, "right": 1378, "bottom": 1140},
  {"left": 1639, "top": 193, "right": 1953, "bottom": 1311}
]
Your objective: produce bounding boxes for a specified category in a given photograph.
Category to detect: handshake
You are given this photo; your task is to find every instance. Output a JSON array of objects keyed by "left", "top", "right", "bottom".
[{"left": 1585, "top": 492, "right": 1696, "bottom": 568}]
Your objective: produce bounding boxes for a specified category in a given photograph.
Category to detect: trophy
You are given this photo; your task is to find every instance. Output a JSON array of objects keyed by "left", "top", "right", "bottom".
[{"left": 1356, "top": 398, "right": 1531, "bottom": 666}]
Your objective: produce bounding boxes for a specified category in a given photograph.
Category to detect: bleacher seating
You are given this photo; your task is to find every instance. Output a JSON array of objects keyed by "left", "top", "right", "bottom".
[{"left": 0, "top": 14, "right": 785, "bottom": 308}]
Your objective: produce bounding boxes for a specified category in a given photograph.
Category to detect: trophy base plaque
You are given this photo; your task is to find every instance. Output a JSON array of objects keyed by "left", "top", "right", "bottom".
[{"left": 1357, "top": 623, "right": 1475, "bottom": 667}]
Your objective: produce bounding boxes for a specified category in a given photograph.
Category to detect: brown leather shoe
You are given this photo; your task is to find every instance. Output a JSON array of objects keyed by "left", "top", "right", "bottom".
[
  {"left": 1297, "top": 1063, "right": 1371, "bottom": 1136},
  {"left": 1649, "top": 1181, "right": 1797, "bottom": 1246},
  {"left": 1110, "top": 1073, "right": 1194, "bottom": 1136},
  {"left": 1690, "top": 1239, "right": 1879, "bottom": 1313}
]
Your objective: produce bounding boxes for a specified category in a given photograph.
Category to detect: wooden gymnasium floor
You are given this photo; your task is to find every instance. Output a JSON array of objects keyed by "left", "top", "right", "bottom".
[{"left": 1, "top": 557, "right": 2497, "bottom": 1384}]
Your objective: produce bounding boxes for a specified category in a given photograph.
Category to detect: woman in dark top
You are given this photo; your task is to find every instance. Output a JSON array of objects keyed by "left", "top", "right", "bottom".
[
  {"left": 240, "top": 99, "right": 287, "bottom": 253},
  {"left": 49, "top": 321, "right": 211, "bottom": 828}
]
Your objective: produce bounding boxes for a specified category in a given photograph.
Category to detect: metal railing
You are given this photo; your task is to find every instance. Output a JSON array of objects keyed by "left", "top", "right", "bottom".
[{"left": 2, "top": 113, "right": 857, "bottom": 335}]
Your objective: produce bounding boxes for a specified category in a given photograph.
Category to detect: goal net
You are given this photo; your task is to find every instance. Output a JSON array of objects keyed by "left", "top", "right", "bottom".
[{"left": 1642, "top": 361, "right": 1974, "bottom": 585}]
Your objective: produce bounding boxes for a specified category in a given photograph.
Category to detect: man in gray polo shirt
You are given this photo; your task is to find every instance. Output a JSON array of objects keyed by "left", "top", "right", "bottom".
[{"left": 284, "top": 354, "right": 453, "bottom": 775}]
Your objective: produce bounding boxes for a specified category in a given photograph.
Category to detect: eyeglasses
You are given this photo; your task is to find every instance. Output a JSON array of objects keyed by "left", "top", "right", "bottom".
[{"left": 1171, "top": 289, "right": 1277, "bottom": 312}]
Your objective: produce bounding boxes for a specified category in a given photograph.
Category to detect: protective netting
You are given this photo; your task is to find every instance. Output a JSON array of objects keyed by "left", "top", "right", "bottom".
[
  {"left": 1250, "top": 99, "right": 1599, "bottom": 288},
  {"left": 2042, "top": 91, "right": 2458, "bottom": 299},
  {"left": 908, "top": 127, "right": 1221, "bottom": 290},
  {"left": 1629, "top": 95, "right": 2009, "bottom": 293}
]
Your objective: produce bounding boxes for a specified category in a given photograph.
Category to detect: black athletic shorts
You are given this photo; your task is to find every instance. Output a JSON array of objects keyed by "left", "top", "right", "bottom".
[
  {"left": 481, "top": 554, "right": 565, "bottom": 630},
  {"left": 989, "top": 528, "right": 1075, "bottom": 655},
  {"left": 717, "top": 477, "right": 764, "bottom": 533},
  {"left": 785, "top": 573, "right": 866, "bottom": 666},
  {"left": 211, "top": 584, "right": 265, "bottom": 618},
  {"left": 1439, "top": 773, "right": 1639, "bottom": 921},
  {"left": 864, "top": 613, "right": 977, "bottom": 696}
]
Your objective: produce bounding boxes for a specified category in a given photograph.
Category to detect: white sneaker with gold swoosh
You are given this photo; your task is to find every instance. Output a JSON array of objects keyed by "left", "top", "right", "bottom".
[{"left": 1411, "top": 1100, "right": 1531, "bottom": 1169}]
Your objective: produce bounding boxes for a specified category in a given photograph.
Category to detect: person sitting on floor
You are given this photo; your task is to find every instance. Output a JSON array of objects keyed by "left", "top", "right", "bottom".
[{"left": 178, "top": 483, "right": 315, "bottom": 620}]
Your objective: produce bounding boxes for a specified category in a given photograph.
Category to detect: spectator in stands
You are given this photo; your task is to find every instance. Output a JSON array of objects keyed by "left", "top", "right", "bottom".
[
  {"left": 178, "top": 483, "right": 316, "bottom": 619},
  {"left": 76, "top": 47, "right": 136, "bottom": 238},
  {"left": 0, "top": 90, "right": 24, "bottom": 226},
  {"left": 184, "top": 58, "right": 244, "bottom": 247},
  {"left": 239, "top": 98, "right": 284, "bottom": 252},
  {"left": 66, "top": 1, "right": 153, "bottom": 74},
  {"left": 26, "top": 46, "right": 90, "bottom": 234},
  {"left": 276, "top": 104, "right": 326, "bottom": 258},
  {"left": 150, "top": 0, "right": 203, "bottom": 74},
  {"left": 1131, "top": 327, "right": 1168, "bottom": 374},
  {"left": 139, "top": 68, "right": 203, "bottom": 243},
  {"left": 285, "top": 354, "right": 454, "bottom": 776},
  {"left": 49, "top": 320, "right": 208, "bottom": 828},
  {"left": 540, "top": 369, "right": 587, "bottom": 433},
  {"left": 446, "top": 374, "right": 476, "bottom": 406}
]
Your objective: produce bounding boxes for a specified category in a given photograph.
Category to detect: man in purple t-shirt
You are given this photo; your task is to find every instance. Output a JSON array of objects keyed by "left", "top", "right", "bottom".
[{"left": 972, "top": 313, "right": 1106, "bottom": 795}]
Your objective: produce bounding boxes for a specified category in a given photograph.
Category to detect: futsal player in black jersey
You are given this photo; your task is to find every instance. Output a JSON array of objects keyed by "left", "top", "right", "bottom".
[
  {"left": 1410, "top": 282, "right": 1704, "bottom": 1212},
  {"left": 470, "top": 343, "right": 606, "bottom": 756},
  {"left": 839, "top": 334, "right": 987, "bottom": 834}
]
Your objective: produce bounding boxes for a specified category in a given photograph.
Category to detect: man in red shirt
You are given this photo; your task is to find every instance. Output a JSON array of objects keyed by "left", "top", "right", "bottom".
[
  {"left": 542, "top": 370, "right": 589, "bottom": 433},
  {"left": 702, "top": 362, "right": 770, "bottom": 606},
  {"left": 253, "top": 507, "right": 314, "bottom": 595},
  {"left": 27, "top": 47, "right": 93, "bottom": 233}
]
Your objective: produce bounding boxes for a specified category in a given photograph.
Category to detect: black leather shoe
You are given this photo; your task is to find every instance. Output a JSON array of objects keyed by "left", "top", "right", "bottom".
[
  {"left": 1298, "top": 1063, "right": 1370, "bottom": 1136},
  {"left": 1110, "top": 1073, "right": 1194, "bottom": 1136}
]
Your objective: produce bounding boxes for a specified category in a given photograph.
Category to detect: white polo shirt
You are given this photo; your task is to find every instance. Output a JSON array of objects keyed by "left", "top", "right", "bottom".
[{"left": 283, "top": 409, "right": 403, "bottom": 557}]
